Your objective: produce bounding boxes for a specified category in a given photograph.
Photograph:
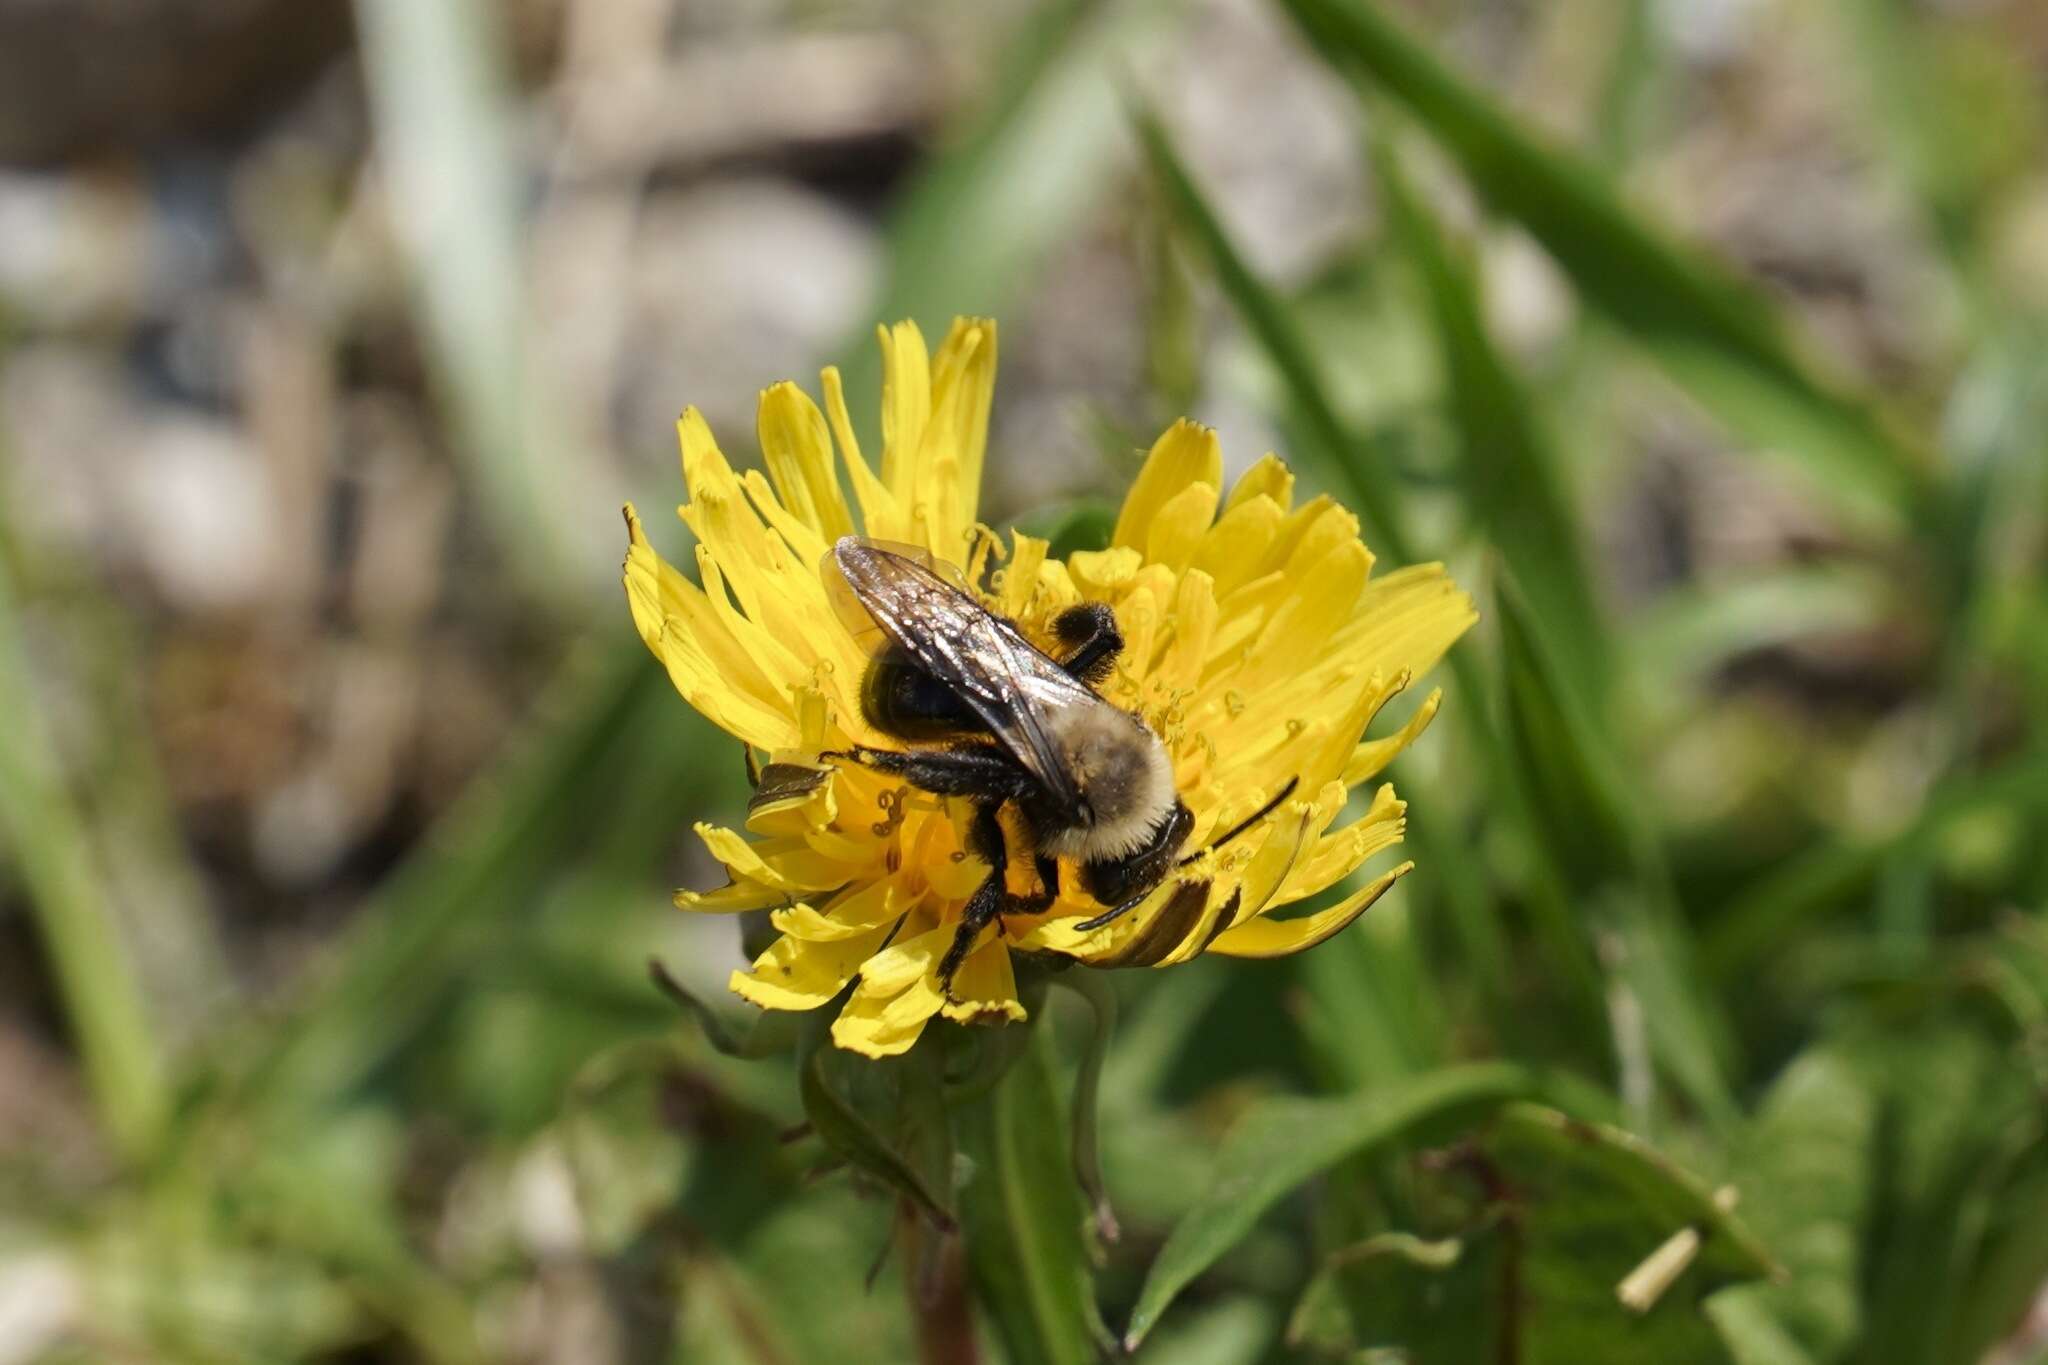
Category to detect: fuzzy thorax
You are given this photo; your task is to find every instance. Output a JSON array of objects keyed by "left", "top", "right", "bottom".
[{"left": 1038, "top": 705, "right": 1178, "bottom": 862}]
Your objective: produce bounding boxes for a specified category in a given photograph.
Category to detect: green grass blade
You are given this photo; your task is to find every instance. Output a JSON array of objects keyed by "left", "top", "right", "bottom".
[
  {"left": 1133, "top": 103, "right": 1414, "bottom": 561},
  {"left": 354, "top": 0, "right": 598, "bottom": 604},
  {"left": 1139, "top": 102, "right": 1607, "bottom": 1030},
  {"left": 1833, "top": 0, "right": 2010, "bottom": 294},
  {"left": 1122, "top": 1062, "right": 1531, "bottom": 1350},
  {"left": 1280, "top": 0, "right": 1928, "bottom": 526},
  {"left": 835, "top": 0, "right": 1185, "bottom": 428},
  {"left": 1496, "top": 579, "right": 1737, "bottom": 1123},
  {"left": 250, "top": 647, "right": 701, "bottom": 1106},
  {"left": 1375, "top": 133, "right": 1610, "bottom": 700},
  {"left": 1627, "top": 566, "right": 1890, "bottom": 696},
  {"left": 1700, "top": 748, "right": 2048, "bottom": 980},
  {"left": 0, "top": 530, "right": 167, "bottom": 1160}
]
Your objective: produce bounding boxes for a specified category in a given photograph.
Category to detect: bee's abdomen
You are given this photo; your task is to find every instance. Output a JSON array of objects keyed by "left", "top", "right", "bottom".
[{"left": 861, "top": 648, "right": 982, "bottom": 740}]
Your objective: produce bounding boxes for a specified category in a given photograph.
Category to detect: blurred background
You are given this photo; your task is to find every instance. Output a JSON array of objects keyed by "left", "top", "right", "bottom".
[{"left": 1, "top": 0, "right": 2045, "bottom": 1361}]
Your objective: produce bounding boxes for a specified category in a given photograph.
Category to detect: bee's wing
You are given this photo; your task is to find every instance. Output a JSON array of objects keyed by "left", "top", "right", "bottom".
[
  {"left": 827, "top": 538, "right": 1095, "bottom": 806},
  {"left": 820, "top": 538, "right": 972, "bottom": 658}
]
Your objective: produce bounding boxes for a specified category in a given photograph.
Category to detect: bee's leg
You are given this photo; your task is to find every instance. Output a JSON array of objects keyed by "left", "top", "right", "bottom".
[
  {"left": 942, "top": 804, "right": 1054, "bottom": 996},
  {"left": 939, "top": 870, "right": 1006, "bottom": 996},
  {"left": 1052, "top": 602, "right": 1123, "bottom": 686},
  {"left": 823, "top": 744, "right": 1036, "bottom": 804},
  {"left": 1072, "top": 890, "right": 1148, "bottom": 933},
  {"left": 1073, "top": 801, "right": 1194, "bottom": 932},
  {"left": 938, "top": 803, "right": 1009, "bottom": 996},
  {"left": 1034, "top": 855, "right": 1062, "bottom": 901}
]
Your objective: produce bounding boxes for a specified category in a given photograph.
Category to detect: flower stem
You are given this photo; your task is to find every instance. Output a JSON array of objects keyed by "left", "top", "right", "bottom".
[{"left": 899, "top": 1201, "right": 978, "bottom": 1365}]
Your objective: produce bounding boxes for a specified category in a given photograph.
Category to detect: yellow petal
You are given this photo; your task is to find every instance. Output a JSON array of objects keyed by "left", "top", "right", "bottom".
[
  {"left": 925, "top": 318, "right": 997, "bottom": 545},
  {"left": 757, "top": 381, "right": 854, "bottom": 542},
  {"left": 1113, "top": 419, "right": 1222, "bottom": 551},
  {"left": 1248, "top": 539, "right": 1371, "bottom": 672},
  {"left": 1223, "top": 797, "right": 1318, "bottom": 922},
  {"left": 1145, "top": 481, "right": 1221, "bottom": 573},
  {"left": 818, "top": 876, "right": 915, "bottom": 932},
  {"left": 1345, "top": 688, "right": 1443, "bottom": 785},
  {"left": 674, "top": 878, "right": 788, "bottom": 914},
  {"left": 821, "top": 364, "right": 905, "bottom": 541},
  {"left": 622, "top": 506, "right": 794, "bottom": 747},
  {"left": 1275, "top": 783, "right": 1407, "bottom": 905},
  {"left": 829, "top": 924, "right": 953, "bottom": 1057},
  {"left": 1067, "top": 546, "right": 1145, "bottom": 599},
  {"left": 732, "top": 925, "right": 892, "bottom": 1010},
  {"left": 1206, "top": 863, "right": 1411, "bottom": 958},
  {"left": 1154, "top": 568, "right": 1218, "bottom": 699},
  {"left": 877, "top": 321, "right": 932, "bottom": 506},
  {"left": 1225, "top": 452, "right": 1294, "bottom": 513},
  {"left": 1191, "top": 494, "right": 1285, "bottom": 596},
  {"left": 1281, "top": 500, "right": 1367, "bottom": 580},
  {"left": 1326, "top": 564, "right": 1479, "bottom": 686},
  {"left": 695, "top": 824, "right": 860, "bottom": 892},
  {"left": 939, "top": 938, "right": 1027, "bottom": 1024},
  {"left": 997, "top": 532, "right": 1048, "bottom": 619}
]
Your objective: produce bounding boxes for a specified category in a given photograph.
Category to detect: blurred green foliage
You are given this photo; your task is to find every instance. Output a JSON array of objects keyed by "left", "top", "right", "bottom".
[{"left": 4, "top": 0, "right": 2047, "bottom": 1361}]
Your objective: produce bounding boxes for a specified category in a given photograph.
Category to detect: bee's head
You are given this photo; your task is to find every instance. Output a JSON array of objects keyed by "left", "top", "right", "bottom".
[{"left": 1040, "top": 706, "right": 1178, "bottom": 862}]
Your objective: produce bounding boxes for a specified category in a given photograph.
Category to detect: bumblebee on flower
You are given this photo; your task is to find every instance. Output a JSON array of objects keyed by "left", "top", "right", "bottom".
[{"left": 624, "top": 316, "right": 1473, "bottom": 1058}]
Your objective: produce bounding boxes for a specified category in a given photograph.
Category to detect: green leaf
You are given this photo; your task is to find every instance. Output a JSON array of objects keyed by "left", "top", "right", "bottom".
[
  {"left": 796, "top": 1010, "right": 955, "bottom": 1229},
  {"left": 1375, "top": 133, "right": 1610, "bottom": 702},
  {"left": 1280, "top": 0, "right": 1927, "bottom": 527},
  {"left": 649, "top": 958, "right": 800, "bottom": 1060},
  {"left": 1014, "top": 497, "right": 1119, "bottom": 560},
  {"left": 1136, "top": 1299, "right": 1278, "bottom": 1365},
  {"left": 1495, "top": 567, "right": 1642, "bottom": 895},
  {"left": 1122, "top": 1062, "right": 1531, "bottom": 1349},
  {"left": 1949, "top": 1137, "right": 2048, "bottom": 1365},
  {"left": 1492, "top": 1104, "right": 1778, "bottom": 1283},
  {"left": 1844, "top": 1015, "right": 2034, "bottom": 1365},
  {"left": 1289, "top": 1105, "right": 1778, "bottom": 1363},
  {"left": 1706, "top": 1047, "right": 1876, "bottom": 1365},
  {"left": 1288, "top": 1230, "right": 1491, "bottom": 1358},
  {"left": 954, "top": 1026, "right": 1108, "bottom": 1365}
]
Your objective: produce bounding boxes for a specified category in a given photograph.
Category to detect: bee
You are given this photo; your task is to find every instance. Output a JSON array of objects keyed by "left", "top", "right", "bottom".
[{"left": 822, "top": 537, "right": 1294, "bottom": 994}]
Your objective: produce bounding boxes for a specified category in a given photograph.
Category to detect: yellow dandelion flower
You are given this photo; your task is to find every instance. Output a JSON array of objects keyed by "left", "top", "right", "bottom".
[{"left": 623, "top": 317, "right": 1474, "bottom": 1059}]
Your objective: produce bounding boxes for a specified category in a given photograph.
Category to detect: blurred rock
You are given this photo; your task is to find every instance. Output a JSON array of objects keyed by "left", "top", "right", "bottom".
[
  {"left": 1151, "top": 0, "right": 1367, "bottom": 284},
  {"left": 0, "top": 0, "right": 353, "bottom": 164},
  {"left": 0, "top": 1251, "right": 78, "bottom": 1365},
  {"left": 119, "top": 414, "right": 280, "bottom": 616},
  {"left": 618, "top": 177, "right": 879, "bottom": 447}
]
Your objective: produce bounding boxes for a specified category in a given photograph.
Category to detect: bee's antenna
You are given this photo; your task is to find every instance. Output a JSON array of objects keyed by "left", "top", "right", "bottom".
[{"left": 1179, "top": 776, "right": 1300, "bottom": 866}]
